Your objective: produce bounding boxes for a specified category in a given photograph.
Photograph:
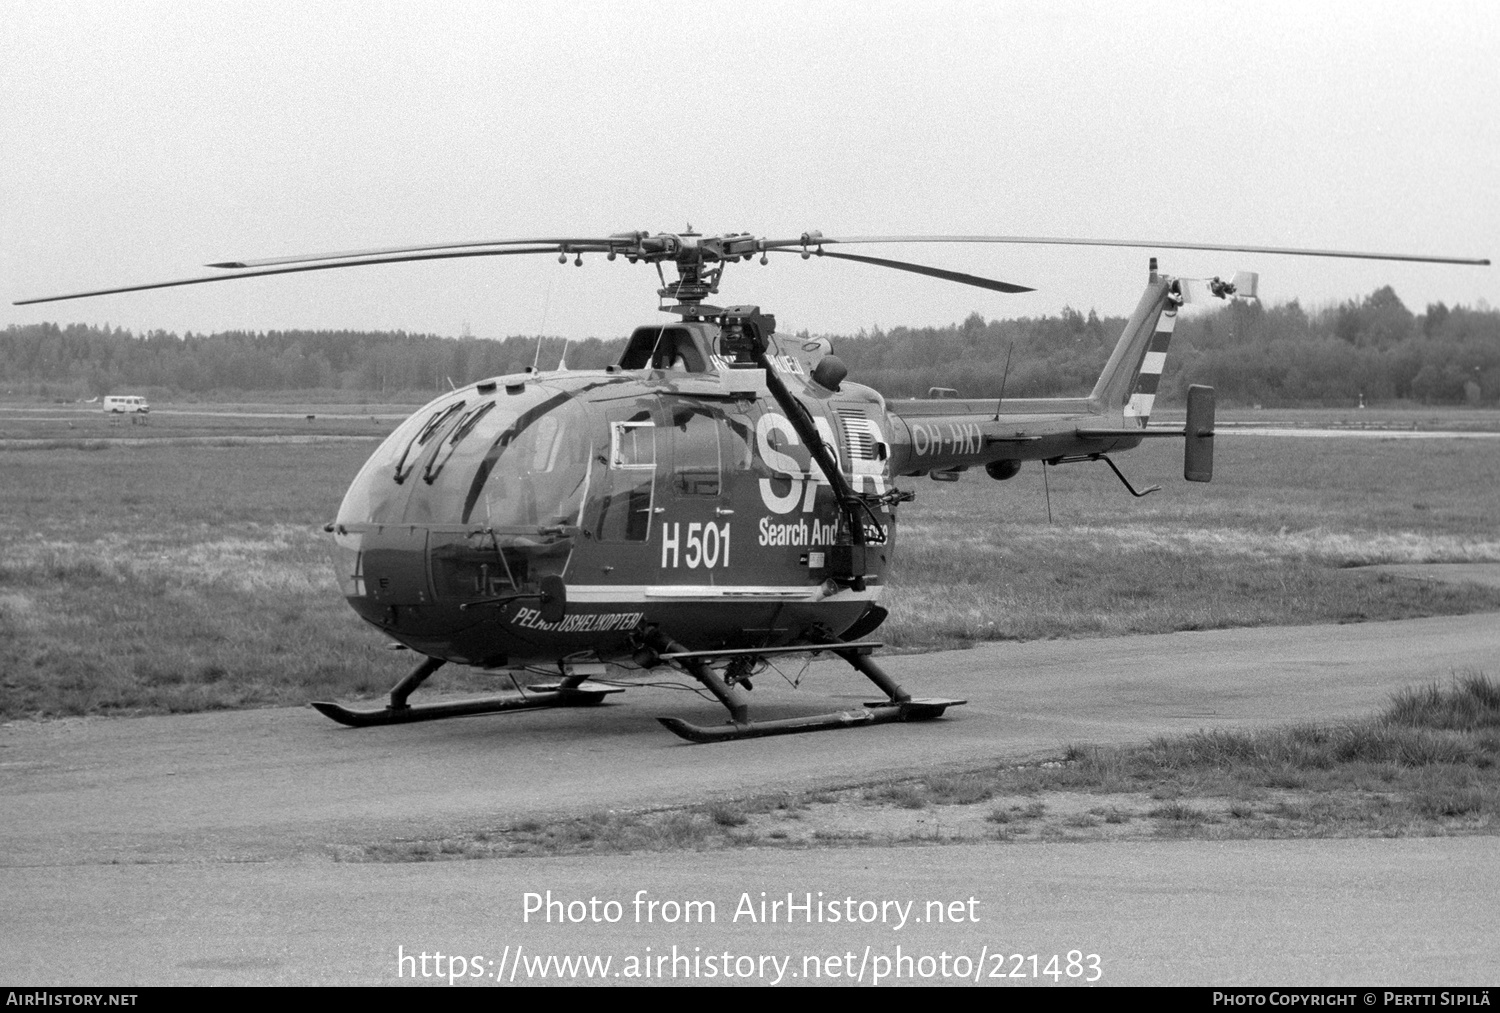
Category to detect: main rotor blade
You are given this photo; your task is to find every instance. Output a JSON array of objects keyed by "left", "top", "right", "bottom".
[
  {"left": 771, "top": 248, "right": 1033, "bottom": 293},
  {"left": 209, "top": 232, "right": 1493, "bottom": 271},
  {"left": 762, "top": 234, "right": 1491, "bottom": 267},
  {"left": 208, "top": 236, "right": 629, "bottom": 269},
  {"left": 14, "top": 247, "right": 556, "bottom": 306}
]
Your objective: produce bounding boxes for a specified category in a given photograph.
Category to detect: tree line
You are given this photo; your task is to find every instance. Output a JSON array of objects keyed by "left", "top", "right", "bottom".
[
  {"left": 0, "top": 327, "right": 625, "bottom": 400},
  {"left": 3, "top": 286, "right": 1495, "bottom": 406},
  {"left": 822, "top": 286, "right": 1498, "bottom": 406}
]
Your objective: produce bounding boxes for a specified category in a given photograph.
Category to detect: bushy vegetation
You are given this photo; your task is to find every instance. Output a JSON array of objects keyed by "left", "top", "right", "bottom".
[
  {"left": 1165, "top": 289, "right": 1500, "bottom": 407},
  {"left": 5, "top": 285, "right": 1496, "bottom": 405}
]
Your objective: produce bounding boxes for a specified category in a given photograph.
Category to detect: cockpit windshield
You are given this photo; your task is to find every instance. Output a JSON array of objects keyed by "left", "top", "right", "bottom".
[
  {"left": 466, "top": 397, "right": 592, "bottom": 529},
  {"left": 335, "top": 384, "right": 593, "bottom": 530}
]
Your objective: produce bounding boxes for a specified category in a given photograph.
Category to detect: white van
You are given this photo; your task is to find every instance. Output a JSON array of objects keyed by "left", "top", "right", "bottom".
[{"left": 102, "top": 395, "right": 150, "bottom": 414}]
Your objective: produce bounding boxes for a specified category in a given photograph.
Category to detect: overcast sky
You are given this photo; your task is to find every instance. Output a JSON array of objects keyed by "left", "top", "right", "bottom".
[{"left": 3, "top": 1, "right": 1495, "bottom": 339}]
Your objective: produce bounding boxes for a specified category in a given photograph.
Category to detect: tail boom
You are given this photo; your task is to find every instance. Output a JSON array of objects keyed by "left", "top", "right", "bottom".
[{"left": 883, "top": 264, "right": 1187, "bottom": 476}]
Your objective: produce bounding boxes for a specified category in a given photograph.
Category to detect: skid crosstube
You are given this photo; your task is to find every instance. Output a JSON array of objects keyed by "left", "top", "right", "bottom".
[{"left": 647, "top": 631, "right": 965, "bottom": 743}]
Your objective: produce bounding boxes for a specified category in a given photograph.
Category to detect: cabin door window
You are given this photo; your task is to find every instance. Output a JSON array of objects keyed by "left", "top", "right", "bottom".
[{"left": 596, "top": 419, "right": 656, "bottom": 542}]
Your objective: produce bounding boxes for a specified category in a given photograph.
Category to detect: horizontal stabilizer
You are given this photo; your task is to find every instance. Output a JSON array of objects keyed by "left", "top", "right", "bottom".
[{"left": 1075, "top": 427, "right": 1199, "bottom": 439}]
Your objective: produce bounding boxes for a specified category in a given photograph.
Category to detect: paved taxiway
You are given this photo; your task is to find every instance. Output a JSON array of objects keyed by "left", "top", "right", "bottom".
[
  {"left": 3, "top": 612, "right": 1497, "bottom": 985},
  {"left": 5, "top": 839, "right": 1494, "bottom": 986}
]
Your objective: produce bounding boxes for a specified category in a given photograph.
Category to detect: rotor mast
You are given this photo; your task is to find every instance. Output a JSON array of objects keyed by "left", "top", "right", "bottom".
[{"left": 651, "top": 228, "right": 766, "bottom": 318}]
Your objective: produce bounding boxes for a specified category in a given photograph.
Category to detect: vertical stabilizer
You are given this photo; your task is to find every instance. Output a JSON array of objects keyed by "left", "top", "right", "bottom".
[
  {"left": 1123, "top": 302, "right": 1178, "bottom": 424},
  {"left": 1087, "top": 264, "right": 1182, "bottom": 421}
]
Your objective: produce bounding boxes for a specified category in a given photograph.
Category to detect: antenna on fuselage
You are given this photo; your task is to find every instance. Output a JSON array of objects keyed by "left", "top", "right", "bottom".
[
  {"left": 532, "top": 273, "right": 554, "bottom": 371},
  {"left": 994, "top": 340, "right": 1015, "bottom": 421}
]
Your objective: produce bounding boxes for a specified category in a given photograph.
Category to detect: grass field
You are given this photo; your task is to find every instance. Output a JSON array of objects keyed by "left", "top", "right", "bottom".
[
  {"left": 1, "top": 405, "right": 1498, "bottom": 718},
  {"left": 0, "top": 401, "right": 409, "bottom": 445},
  {"left": 881, "top": 429, "right": 1500, "bottom": 649}
]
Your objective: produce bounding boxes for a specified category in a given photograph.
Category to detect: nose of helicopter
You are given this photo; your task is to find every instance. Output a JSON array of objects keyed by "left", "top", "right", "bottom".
[{"left": 328, "top": 382, "right": 593, "bottom": 653}]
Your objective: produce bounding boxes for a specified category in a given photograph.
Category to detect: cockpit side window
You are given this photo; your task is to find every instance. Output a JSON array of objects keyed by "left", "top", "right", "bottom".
[
  {"left": 595, "top": 417, "right": 656, "bottom": 541},
  {"left": 720, "top": 410, "right": 755, "bottom": 475},
  {"left": 611, "top": 420, "right": 656, "bottom": 469},
  {"left": 670, "top": 406, "right": 722, "bottom": 497}
]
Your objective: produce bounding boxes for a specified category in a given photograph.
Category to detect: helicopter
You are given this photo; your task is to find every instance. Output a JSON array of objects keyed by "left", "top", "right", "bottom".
[{"left": 16, "top": 231, "right": 1490, "bottom": 742}]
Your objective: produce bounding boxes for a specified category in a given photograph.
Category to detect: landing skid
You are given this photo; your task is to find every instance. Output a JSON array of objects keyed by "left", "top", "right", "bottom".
[
  {"left": 311, "top": 640, "right": 964, "bottom": 741},
  {"left": 646, "top": 633, "right": 965, "bottom": 744},
  {"left": 311, "top": 656, "right": 621, "bottom": 728},
  {"left": 311, "top": 686, "right": 621, "bottom": 727},
  {"left": 659, "top": 698, "right": 960, "bottom": 743}
]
